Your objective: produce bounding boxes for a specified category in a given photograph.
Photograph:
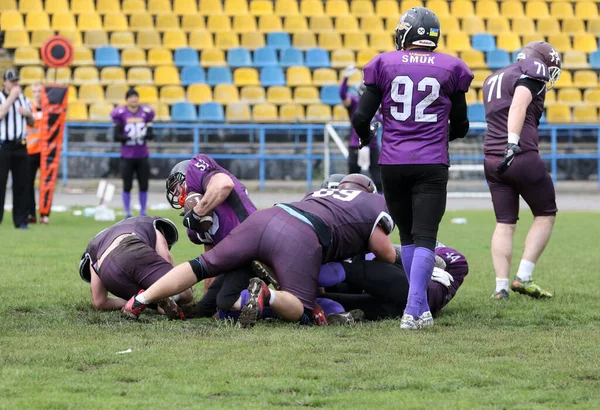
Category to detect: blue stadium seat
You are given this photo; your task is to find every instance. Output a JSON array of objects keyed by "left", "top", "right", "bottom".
[
  {"left": 472, "top": 34, "right": 496, "bottom": 52},
  {"left": 181, "top": 66, "right": 206, "bottom": 86},
  {"left": 174, "top": 48, "right": 199, "bottom": 67},
  {"left": 280, "top": 47, "right": 304, "bottom": 67},
  {"left": 171, "top": 102, "right": 197, "bottom": 122},
  {"left": 590, "top": 51, "right": 600, "bottom": 69},
  {"left": 512, "top": 50, "right": 521, "bottom": 61},
  {"left": 95, "top": 46, "right": 120, "bottom": 67},
  {"left": 260, "top": 67, "right": 285, "bottom": 86},
  {"left": 266, "top": 32, "right": 291, "bottom": 51},
  {"left": 305, "top": 48, "right": 331, "bottom": 68},
  {"left": 199, "top": 102, "right": 225, "bottom": 122},
  {"left": 320, "top": 85, "right": 341, "bottom": 105},
  {"left": 254, "top": 47, "right": 278, "bottom": 67},
  {"left": 486, "top": 49, "right": 510, "bottom": 70},
  {"left": 227, "top": 48, "right": 253, "bottom": 68},
  {"left": 467, "top": 103, "right": 486, "bottom": 122},
  {"left": 540, "top": 111, "right": 546, "bottom": 124},
  {"left": 207, "top": 67, "right": 233, "bottom": 86}
]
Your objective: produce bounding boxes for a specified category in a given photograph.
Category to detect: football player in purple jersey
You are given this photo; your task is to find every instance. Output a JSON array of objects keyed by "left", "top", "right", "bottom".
[
  {"left": 482, "top": 42, "right": 561, "bottom": 300},
  {"left": 110, "top": 88, "right": 155, "bottom": 218},
  {"left": 352, "top": 7, "right": 473, "bottom": 329}
]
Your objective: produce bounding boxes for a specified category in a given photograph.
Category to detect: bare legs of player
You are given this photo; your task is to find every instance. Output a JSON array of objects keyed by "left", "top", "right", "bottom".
[
  {"left": 522, "top": 216, "right": 555, "bottom": 265},
  {"left": 491, "top": 223, "right": 516, "bottom": 281}
]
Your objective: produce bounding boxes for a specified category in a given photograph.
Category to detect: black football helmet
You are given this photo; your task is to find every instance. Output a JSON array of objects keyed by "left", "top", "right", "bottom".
[
  {"left": 166, "top": 160, "right": 190, "bottom": 209},
  {"left": 338, "top": 174, "right": 377, "bottom": 194},
  {"left": 395, "top": 7, "right": 441, "bottom": 51},
  {"left": 322, "top": 173, "right": 346, "bottom": 189},
  {"left": 78, "top": 252, "right": 92, "bottom": 283},
  {"left": 517, "top": 41, "right": 562, "bottom": 90}
]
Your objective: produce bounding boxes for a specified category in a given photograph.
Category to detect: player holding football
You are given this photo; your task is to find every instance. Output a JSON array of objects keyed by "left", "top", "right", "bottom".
[
  {"left": 482, "top": 42, "right": 561, "bottom": 300},
  {"left": 352, "top": 7, "right": 473, "bottom": 329},
  {"left": 110, "top": 88, "right": 154, "bottom": 219}
]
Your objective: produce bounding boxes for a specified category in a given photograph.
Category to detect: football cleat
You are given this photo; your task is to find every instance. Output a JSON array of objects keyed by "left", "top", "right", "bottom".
[
  {"left": 40, "top": 216, "right": 49, "bottom": 225},
  {"left": 400, "top": 313, "right": 420, "bottom": 330},
  {"left": 121, "top": 290, "right": 147, "bottom": 319},
  {"left": 418, "top": 311, "right": 434, "bottom": 328},
  {"left": 157, "top": 297, "right": 185, "bottom": 320},
  {"left": 238, "top": 278, "right": 271, "bottom": 328},
  {"left": 510, "top": 278, "right": 553, "bottom": 299},
  {"left": 491, "top": 289, "right": 509, "bottom": 300},
  {"left": 251, "top": 261, "right": 281, "bottom": 290},
  {"left": 327, "top": 309, "right": 365, "bottom": 325}
]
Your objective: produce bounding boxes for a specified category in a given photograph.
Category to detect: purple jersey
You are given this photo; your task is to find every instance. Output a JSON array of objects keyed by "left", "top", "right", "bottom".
[
  {"left": 347, "top": 96, "right": 381, "bottom": 149},
  {"left": 292, "top": 189, "right": 392, "bottom": 263},
  {"left": 363, "top": 50, "right": 473, "bottom": 166},
  {"left": 483, "top": 59, "right": 548, "bottom": 156},
  {"left": 427, "top": 242, "right": 469, "bottom": 313},
  {"left": 185, "top": 154, "right": 257, "bottom": 245},
  {"left": 110, "top": 105, "right": 155, "bottom": 159}
]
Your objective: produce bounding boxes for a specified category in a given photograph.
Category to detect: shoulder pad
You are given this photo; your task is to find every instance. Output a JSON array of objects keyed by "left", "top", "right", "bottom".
[{"left": 518, "top": 58, "right": 549, "bottom": 83}]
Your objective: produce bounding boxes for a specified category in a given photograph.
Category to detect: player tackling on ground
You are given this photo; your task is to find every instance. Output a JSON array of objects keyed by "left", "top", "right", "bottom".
[{"left": 483, "top": 41, "right": 561, "bottom": 300}]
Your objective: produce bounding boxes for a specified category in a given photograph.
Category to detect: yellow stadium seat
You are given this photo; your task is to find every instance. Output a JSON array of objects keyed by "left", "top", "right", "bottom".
[
  {"left": 70, "top": 0, "right": 95, "bottom": 14},
  {"left": 100, "top": 67, "right": 126, "bottom": 85},
  {"left": 426, "top": 0, "right": 450, "bottom": 17},
  {"left": 57, "top": 29, "right": 82, "bottom": 47},
  {"left": 536, "top": 17, "right": 560, "bottom": 36},
  {"left": 78, "top": 84, "right": 105, "bottom": 103},
  {"left": 258, "top": 15, "right": 283, "bottom": 32},
  {"left": 0, "top": 0, "right": 16, "bottom": 11},
  {"left": 187, "top": 84, "right": 213, "bottom": 105},
  {"left": 14, "top": 47, "right": 40, "bottom": 65},
  {"left": 313, "top": 68, "right": 338, "bottom": 85},
  {"left": 156, "top": 14, "right": 181, "bottom": 31},
  {"left": 159, "top": 85, "right": 186, "bottom": 104},
  {"left": 465, "top": 88, "right": 477, "bottom": 105},
  {"left": 575, "top": 2, "right": 599, "bottom": 19},
  {"left": 174, "top": 0, "right": 198, "bottom": 15},
  {"left": 279, "top": 104, "right": 305, "bottom": 122},
  {"left": 224, "top": 0, "right": 250, "bottom": 16},
  {"left": 182, "top": 15, "right": 206, "bottom": 31},
  {"left": 472, "top": 70, "right": 492, "bottom": 88},
  {"left": 287, "top": 66, "right": 312, "bottom": 86},
  {"left": 583, "top": 89, "right": 600, "bottom": 106},
  {"left": 137, "top": 30, "right": 162, "bottom": 49},
  {"left": 72, "top": 46, "right": 95, "bottom": 65},
  {"left": 73, "top": 66, "right": 99, "bottom": 85},
  {"left": 200, "top": 49, "right": 227, "bottom": 67},
  {"left": 357, "top": 49, "right": 377, "bottom": 67},
  {"left": 360, "top": 16, "right": 384, "bottom": 34},
  {"left": 545, "top": 89, "right": 556, "bottom": 106},
  {"left": 294, "top": 86, "right": 320, "bottom": 104},
  {"left": 240, "top": 86, "right": 266, "bottom": 103},
  {"left": 121, "top": 48, "right": 147, "bottom": 66},
  {"left": 310, "top": 16, "right": 333, "bottom": 33},
  {"left": 475, "top": 0, "right": 499, "bottom": 18},
  {"left": 573, "top": 106, "right": 597, "bottom": 123},
  {"left": 305, "top": 103, "right": 331, "bottom": 123},
  {"left": 253, "top": 103, "right": 278, "bottom": 122},
  {"left": 148, "top": 48, "right": 173, "bottom": 66},
  {"left": 383, "top": 16, "right": 398, "bottom": 32},
  {"left": 461, "top": 16, "right": 485, "bottom": 35},
  {"left": 319, "top": 32, "right": 342, "bottom": 51},
  {"left": 135, "top": 85, "right": 159, "bottom": 104},
  {"left": 521, "top": 34, "right": 544, "bottom": 47},
  {"left": 550, "top": 2, "right": 573, "bottom": 18},
  {"left": 97, "top": 0, "right": 120, "bottom": 14},
  {"left": 104, "top": 12, "right": 129, "bottom": 31},
  {"left": 557, "top": 88, "right": 582, "bottom": 105},
  {"left": 336, "top": 16, "right": 359, "bottom": 33},
  {"left": 370, "top": 32, "right": 394, "bottom": 52},
  {"left": 164, "top": 31, "right": 188, "bottom": 49},
  {"left": 0, "top": 11, "right": 23, "bottom": 30},
  {"left": 344, "top": 33, "right": 368, "bottom": 51},
  {"left": 148, "top": 0, "right": 172, "bottom": 15},
  {"left": 573, "top": 70, "right": 598, "bottom": 88},
  {"left": 546, "top": 104, "right": 571, "bottom": 123},
  {"left": 574, "top": 33, "right": 597, "bottom": 53},
  {"left": 67, "top": 85, "right": 78, "bottom": 104},
  {"left": 155, "top": 66, "right": 180, "bottom": 85},
  {"left": 487, "top": 17, "right": 510, "bottom": 35},
  {"left": 31, "top": 29, "right": 54, "bottom": 47},
  {"left": 43, "top": 68, "right": 71, "bottom": 84},
  {"left": 547, "top": 34, "right": 572, "bottom": 53},
  {"left": 499, "top": 0, "right": 524, "bottom": 18},
  {"left": 497, "top": 33, "right": 522, "bottom": 52},
  {"left": 152, "top": 103, "right": 170, "bottom": 121},
  {"left": 226, "top": 102, "right": 251, "bottom": 122},
  {"left": 51, "top": 12, "right": 76, "bottom": 30},
  {"left": 19, "top": 0, "right": 42, "bottom": 12},
  {"left": 78, "top": 12, "right": 102, "bottom": 31},
  {"left": 445, "top": 32, "right": 471, "bottom": 52},
  {"left": 67, "top": 102, "right": 88, "bottom": 121},
  {"left": 588, "top": 19, "right": 600, "bottom": 36},
  {"left": 127, "top": 67, "right": 153, "bottom": 85},
  {"left": 325, "top": 0, "right": 349, "bottom": 17},
  {"left": 234, "top": 68, "right": 260, "bottom": 86},
  {"left": 437, "top": 16, "right": 459, "bottom": 33},
  {"left": 511, "top": 17, "right": 536, "bottom": 36},
  {"left": 275, "top": 0, "right": 299, "bottom": 16},
  {"left": 215, "top": 32, "right": 240, "bottom": 49},
  {"left": 333, "top": 104, "right": 349, "bottom": 121},
  {"left": 233, "top": 15, "right": 258, "bottom": 33},
  {"left": 450, "top": 0, "right": 474, "bottom": 17},
  {"left": 301, "top": 0, "right": 325, "bottom": 17},
  {"left": 461, "top": 50, "right": 486, "bottom": 69},
  {"left": 207, "top": 15, "right": 232, "bottom": 33},
  {"left": 122, "top": 0, "right": 146, "bottom": 15},
  {"left": 18, "top": 66, "right": 43, "bottom": 85},
  {"left": 250, "top": 0, "right": 274, "bottom": 16},
  {"left": 525, "top": 1, "right": 549, "bottom": 18},
  {"left": 375, "top": 0, "right": 399, "bottom": 17},
  {"left": 190, "top": 31, "right": 215, "bottom": 49},
  {"left": 89, "top": 102, "right": 114, "bottom": 121},
  {"left": 285, "top": 16, "right": 309, "bottom": 33},
  {"left": 561, "top": 17, "right": 585, "bottom": 35},
  {"left": 267, "top": 86, "right": 293, "bottom": 104},
  {"left": 555, "top": 70, "right": 573, "bottom": 88},
  {"left": 293, "top": 32, "right": 317, "bottom": 49},
  {"left": 331, "top": 49, "right": 355, "bottom": 68},
  {"left": 339, "top": 69, "right": 362, "bottom": 84},
  {"left": 562, "top": 51, "right": 590, "bottom": 69},
  {"left": 110, "top": 32, "right": 135, "bottom": 49},
  {"left": 129, "top": 14, "right": 154, "bottom": 31},
  {"left": 84, "top": 30, "right": 109, "bottom": 48},
  {"left": 199, "top": 0, "right": 223, "bottom": 15},
  {"left": 351, "top": 0, "right": 374, "bottom": 16},
  {"left": 402, "top": 0, "right": 424, "bottom": 10}
]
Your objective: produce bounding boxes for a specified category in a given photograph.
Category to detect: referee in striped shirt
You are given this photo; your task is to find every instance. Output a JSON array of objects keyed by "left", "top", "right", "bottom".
[{"left": 0, "top": 69, "right": 35, "bottom": 229}]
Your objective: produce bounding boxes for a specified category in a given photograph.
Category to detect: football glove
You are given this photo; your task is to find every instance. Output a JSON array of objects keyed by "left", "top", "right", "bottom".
[
  {"left": 342, "top": 64, "right": 357, "bottom": 78},
  {"left": 359, "top": 122, "right": 379, "bottom": 149},
  {"left": 182, "top": 209, "right": 203, "bottom": 232},
  {"left": 497, "top": 142, "right": 521, "bottom": 174},
  {"left": 431, "top": 267, "right": 454, "bottom": 288}
]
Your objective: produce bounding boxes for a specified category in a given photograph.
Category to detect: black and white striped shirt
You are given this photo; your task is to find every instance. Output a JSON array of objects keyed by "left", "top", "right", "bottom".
[{"left": 0, "top": 91, "right": 30, "bottom": 142}]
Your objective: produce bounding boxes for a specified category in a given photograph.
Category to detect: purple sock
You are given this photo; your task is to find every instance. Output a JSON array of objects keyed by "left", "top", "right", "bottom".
[
  {"left": 122, "top": 192, "right": 131, "bottom": 216},
  {"left": 316, "top": 298, "right": 345, "bottom": 315},
  {"left": 404, "top": 247, "right": 435, "bottom": 318},
  {"left": 139, "top": 191, "right": 148, "bottom": 216},
  {"left": 240, "top": 289, "right": 249, "bottom": 307},
  {"left": 218, "top": 309, "right": 240, "bottom": 320},
  {"left": 317, "top": 263, "right": 346, "bottom": 287},
  {"left": 401, "top": 244, "right": 416, "bottom": 281}
]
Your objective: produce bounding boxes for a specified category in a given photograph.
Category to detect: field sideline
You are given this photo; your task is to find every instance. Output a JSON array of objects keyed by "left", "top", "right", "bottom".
[{"left": 1, "top": 210, "right": 599, "bottom": 409}]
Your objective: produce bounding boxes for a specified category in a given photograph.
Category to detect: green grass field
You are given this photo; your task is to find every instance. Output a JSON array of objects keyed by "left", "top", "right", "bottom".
[{"left": 1, "top": 209, "right": 599, "bottom": 409}]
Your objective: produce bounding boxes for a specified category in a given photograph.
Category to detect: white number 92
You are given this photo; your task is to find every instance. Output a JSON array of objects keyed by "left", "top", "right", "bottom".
[{"left": 312, "top": 189, "right": 361, "bottom": 202}]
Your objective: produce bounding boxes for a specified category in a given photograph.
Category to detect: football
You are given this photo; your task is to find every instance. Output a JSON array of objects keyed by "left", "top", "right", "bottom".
[{"left": 184, "top": 192, "right": 214, "bottom": 233}]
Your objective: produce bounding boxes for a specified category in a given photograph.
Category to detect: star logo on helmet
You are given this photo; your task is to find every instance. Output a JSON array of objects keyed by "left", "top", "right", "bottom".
[{"left": 549, "top": 49, "right": 560, "bottom": 64}]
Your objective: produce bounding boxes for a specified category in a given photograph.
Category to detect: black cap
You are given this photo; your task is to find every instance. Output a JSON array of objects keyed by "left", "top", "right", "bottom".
[
  {"left": 125, "top": 88, "right": 139, "bottom": 99},
  {"left": 3, "top": 69, "right": 19, "bottom": 81}
]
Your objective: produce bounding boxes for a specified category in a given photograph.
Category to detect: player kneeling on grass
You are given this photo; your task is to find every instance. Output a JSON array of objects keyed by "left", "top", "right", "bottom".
[
  {"left": 79, "top": 216, "right": 193, "bottom": 315},
  {"left": 122, "top": 174, "right": 398, "bottom": 327}
]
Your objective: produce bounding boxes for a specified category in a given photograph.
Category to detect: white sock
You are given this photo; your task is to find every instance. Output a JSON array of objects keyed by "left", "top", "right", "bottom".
[
  {"left": 269, "top": 290, "right": 276, "bottom": 305},
  {"left": 135, "top": 293, "right": 148, "bottom": 305},
  {"left": 495, "top": 278, "right": 509, "bottom": 292},
  {"left": 516, "top": 260, "right": 535, "bottom": 281}
]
